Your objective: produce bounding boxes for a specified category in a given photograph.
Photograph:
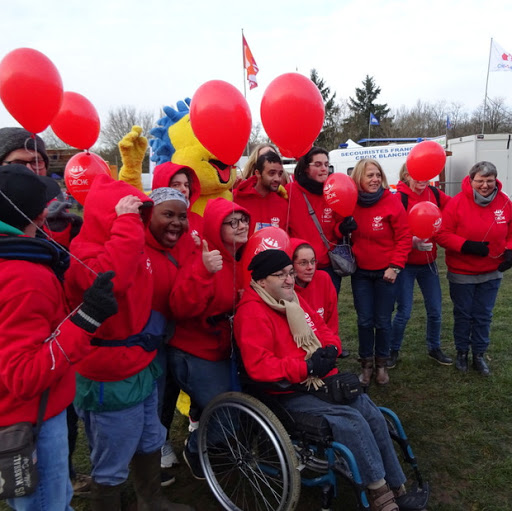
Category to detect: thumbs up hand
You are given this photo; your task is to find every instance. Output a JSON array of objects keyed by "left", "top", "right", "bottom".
[{"left": 202, "top": 240, "right": 223, "bottom": 274}]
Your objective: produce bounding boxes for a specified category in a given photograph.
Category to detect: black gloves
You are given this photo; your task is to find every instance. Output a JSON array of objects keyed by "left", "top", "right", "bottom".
[
  {"left": 71, "top": 271, "right": 118, "bottom": 333},
  {"left": 498, "top": 249, "right": 512, "bottom": 272},
  {"left": 339, "top": 216, "right": 358, "bottom": 237},
  {"left": 461, "top": 241, "right": 489, "bottom": 257},
  {"left": 306, "top": 345, "right": 338, "bottom": 378}
]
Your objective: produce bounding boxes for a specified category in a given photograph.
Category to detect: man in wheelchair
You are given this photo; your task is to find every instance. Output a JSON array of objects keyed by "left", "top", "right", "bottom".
[{"left": 234, "top": 249, "right": 411, "bottom": 511}]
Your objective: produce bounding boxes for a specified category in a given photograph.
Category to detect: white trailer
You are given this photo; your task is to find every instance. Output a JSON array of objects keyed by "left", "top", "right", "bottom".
[{"left": 445, "top": 134, "right": 512, "bottom": 197}]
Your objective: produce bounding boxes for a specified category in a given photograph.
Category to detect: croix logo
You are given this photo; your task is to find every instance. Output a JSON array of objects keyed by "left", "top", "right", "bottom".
[
  {"left": 372, "top": 216, "right": 383, "bottom": 231},
  {"left": 317, "top": 307, "right": 325, "bottom": 318},
  {"left": 67, "top": 165, "right": 88, "bottom": 179},
  {"left": 254, "top": 237, "right": 282, "bottom": 255},
  {"left": 324, "top": 183, "right": 334, "bottom": 194},
  {"left": 146, "top": 257, "right": 153, "bottom": 274},
  {"left": 494, "top": 209, "right": 506, "bottom": 223},
  {"left": 271, "top": 217, "right": 280, "bottom": 227},
  {"left": 433, "top": 218, "right": 442, "bottom": 232}
]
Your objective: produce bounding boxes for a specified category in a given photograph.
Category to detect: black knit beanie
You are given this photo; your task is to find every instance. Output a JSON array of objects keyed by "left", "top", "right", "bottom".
[
  {"left": 248, "top": 249, "right": 293, "bottom": 281},
  {"left": 0, "top": 128, "right": 49, "bottom": 169}
]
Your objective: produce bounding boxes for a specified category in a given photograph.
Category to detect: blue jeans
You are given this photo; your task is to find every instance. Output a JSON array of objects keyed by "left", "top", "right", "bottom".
[
  {"left": 449, "top": 278, "right": 501, "bottom": 354},
  {"left": 351, "top": 269, "right": 398, "bottom": 358},
  {"left": 280, "top": 393, "right": 406, "bottom": 487},
  {"left": 319, "top": 265, "right": 342, "bottom": 295},
  {"left": 391, "top": 263, "right": 442, "bottom": 352},
  {"left": 7, "top": 410, "right": 72, "bottom": 511},
  {"left": 168, "top": 348, "right": 232, "bottom": 454},
  {"left": 76, "top": 385, "right": 165, "bottom": 486}
]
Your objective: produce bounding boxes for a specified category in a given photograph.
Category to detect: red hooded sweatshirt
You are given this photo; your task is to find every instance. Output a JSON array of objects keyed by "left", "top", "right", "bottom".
[
  {"left": 285, "top": 181, "right": 342, "bottom": 269},
  {"left": 169, "top": 198, "right": 249, "bottom": 361},
  {"left": 351, "top": 189, "right": 412, "bottom": 270},
  {"left": 234, "top": 287, "right": 341, "bottom": 385},
  {"left": 65, "top": 175, "right": 156, "bottom": 381},
  {"left": 396, "top": 181, "right": 451, "bottom": 265},
  {"left": 152, "top": 162, "right": 203, "bottom": 239},
  {"left": 233, "top": 175, "right": 289, "bottom": 235},
  {"left": 436, "top": 176, "right": 512, "bottom": 275},
  {"left": 289, "top": 238, "right": 338, "bottom": 336}
]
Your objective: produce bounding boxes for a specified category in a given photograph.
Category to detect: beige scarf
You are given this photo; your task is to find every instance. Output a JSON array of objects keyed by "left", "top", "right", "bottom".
[{"left": 251, "top": 280, "right": 325, "bottom": 390}]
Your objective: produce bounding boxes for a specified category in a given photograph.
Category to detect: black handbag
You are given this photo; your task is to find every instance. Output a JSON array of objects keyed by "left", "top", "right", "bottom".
[
  {"left": 306, "top": 372, "right": 363, "bottom": 404},
  {"left": 0, "top": 389, "right": 49, "bottom": 500},
  {"left": 302, "top": 193, "right": 356, "bottom": 276}
]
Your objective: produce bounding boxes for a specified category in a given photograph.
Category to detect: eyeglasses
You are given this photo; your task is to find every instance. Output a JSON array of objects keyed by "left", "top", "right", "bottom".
[
  {"left": 2, "top": 158, "right": 46, "bottom": 171},
  {"left": 269, "top": 270, "right": 296, "bottom": 280},
  {"left": 472, "top": 179, "right": 496, "bottom": 186},
  {"left": 222, "top": 215, "right": 250, "bottom": 229},
  {"left": 309, "top": 161, "right": 330, "bottom": 169},
  {"left": 295, "top": 259, "right": 317, "bottom": 267}
]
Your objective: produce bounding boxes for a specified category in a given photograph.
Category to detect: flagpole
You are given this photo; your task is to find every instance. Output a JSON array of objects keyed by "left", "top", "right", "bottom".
[
  {"left": 482, "top": 37, "right": 493, "bottom": 134},
  {"left": 242, "top": 28, "right": 247, "bottom": 99},
  {"left": 368, "top": 115, "right": 371, "bottom": 143}
]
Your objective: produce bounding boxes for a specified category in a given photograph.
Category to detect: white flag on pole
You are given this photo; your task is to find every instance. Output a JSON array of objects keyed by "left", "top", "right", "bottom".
[{"left": 490, "top": 40, "right": 512, "bottom": 72}]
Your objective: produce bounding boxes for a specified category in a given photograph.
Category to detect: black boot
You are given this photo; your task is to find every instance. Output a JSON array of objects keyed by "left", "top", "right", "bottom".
[
  {"left": 90, "top": 480, "right": 122, "bottom": 511},
  {"left": 455, "top": 351, "right": 469, "bottom": 373},
  {"left": 131, "top": 451, "right": 195, "bottom": 511},
  {"left": 472, "top": 353, "right": 490, "bottom": 376}
]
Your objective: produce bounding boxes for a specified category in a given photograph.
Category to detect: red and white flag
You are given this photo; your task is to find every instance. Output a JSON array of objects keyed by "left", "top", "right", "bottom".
[
  {"left": 243, "top": 35, "right": 259, "bottom": 89},
  {"left": 490, "top": 40, "right": 512, "bottom": 72}
]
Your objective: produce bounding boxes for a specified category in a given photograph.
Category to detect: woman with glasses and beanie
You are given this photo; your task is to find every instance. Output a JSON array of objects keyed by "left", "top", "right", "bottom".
[
  {"left": 286, "top": 147, "right": 356, "bottom": 296},
  {"left": 350, "top": 159, "right": 411, "bottom": 386},
  {"left": 436, "top": 161, "right": 512, "bottom": 376},
  {"left": 167, "top": 198, "right": 250, "bottom": 480},
  {"left": 290, "top": 238, "right": 339, "bottom": 336}
]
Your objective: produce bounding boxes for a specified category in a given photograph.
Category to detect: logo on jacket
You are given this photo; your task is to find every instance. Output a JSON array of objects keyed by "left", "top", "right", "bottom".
[
  {"left": 322, "top": 207, "right": 333, "bottom": 223},
  {"left": 372, "top": 216, "right": 384, "bottom": 231},
  {"left": 146, "top": 257, "right": 153, "bottom": 274},
  {"left": 271, "top": 217, "right": 280, "bottom": 228},
  {"left": 317, "top": 307, "right": 325, "bottom": 318},
  {"left": 494, "top": 209, "right": 506, "bottom": 224},
  {"left": 303, "top": 312, "right": 317, "bottom": 333}
]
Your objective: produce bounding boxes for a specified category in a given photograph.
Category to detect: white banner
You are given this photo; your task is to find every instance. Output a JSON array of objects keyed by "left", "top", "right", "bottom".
[{"left": 490, "top": 40, "right": 512, "bottom": 72}]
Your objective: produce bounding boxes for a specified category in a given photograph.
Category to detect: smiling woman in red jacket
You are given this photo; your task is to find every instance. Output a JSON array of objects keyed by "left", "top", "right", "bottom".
[
  {"left": 436, "top": 161, "right": 512, "bottom": 376},
  {"left": 350, "top": 159, "right": 411, "bottom": 386}
]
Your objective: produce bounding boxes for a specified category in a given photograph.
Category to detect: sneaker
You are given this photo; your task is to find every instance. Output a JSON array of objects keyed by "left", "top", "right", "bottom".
[
  {"left": 183, "top": 439, "right": 205, "bottom": 480},
  {"left": 161, "top": 439, "right": 180, "bottom": 468},
  {"left": 72, "top": 473, "right": 92, "bottom": 495},
  {"left": 161, "top": 470, "right": 176, "bottom": 487},
  {"left": 188, "top": 417, "right": 199, "bottom": 433},
  {"left": 428, "top": 348, "right": 453, "bottom": 366},
  {"left": 387, "top": 350, "right": 399, "bottom": 369}
]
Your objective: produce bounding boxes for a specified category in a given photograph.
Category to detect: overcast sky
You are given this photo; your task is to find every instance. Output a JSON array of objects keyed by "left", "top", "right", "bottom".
[{"left": 0, "top": 0, "right": 511, "bottom": 141}]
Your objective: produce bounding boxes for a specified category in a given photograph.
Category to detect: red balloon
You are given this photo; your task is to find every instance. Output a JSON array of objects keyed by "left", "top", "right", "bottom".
[
  {"left": 261, "top": 73, "right": 324, "bottom": 159},
  {"left": 51, "top": 91, "right": 100, "bottom": 150},
  {"left": 64, "top": 152, "right": 110, "bottom": 205},
  {"left": 323, "top": 173, "right": 358, "bottom": 217},
  {"left": 240, "top": 227, "right": 291, "bottom": 289},
  {"left": 406, "top": 141, "right": 446, "bottom": 181},
  {"left": 408, "top": 201, "right": 442, "bottom": 239},
  {"left": 190, "top": 80, "right": 252, "bottom": 165},
  {"left": 0, "top": 48, "right": 63, "bottom": 133}
]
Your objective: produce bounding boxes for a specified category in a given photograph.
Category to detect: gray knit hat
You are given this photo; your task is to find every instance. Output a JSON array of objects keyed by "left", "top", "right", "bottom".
[{"left": 0, "top": 128, "right": 49, "bottom": 169}]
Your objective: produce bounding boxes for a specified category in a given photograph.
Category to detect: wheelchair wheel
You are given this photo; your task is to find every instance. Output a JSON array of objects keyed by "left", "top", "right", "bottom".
[{"left": 198, "top": 392, "right": 301, "bottom": 511}]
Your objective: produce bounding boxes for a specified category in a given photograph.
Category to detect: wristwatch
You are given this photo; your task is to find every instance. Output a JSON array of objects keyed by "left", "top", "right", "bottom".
[{"left": 390, "top": 266, "right": 401, "bottom": 274}]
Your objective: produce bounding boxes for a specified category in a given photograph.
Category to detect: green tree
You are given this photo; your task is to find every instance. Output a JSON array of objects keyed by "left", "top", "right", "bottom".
[
  {"left": 310, "top": 69, "right": 342, "bottom": 150},
  {"left": 343, "top": 75, "right": 392, "bottom": 143}
]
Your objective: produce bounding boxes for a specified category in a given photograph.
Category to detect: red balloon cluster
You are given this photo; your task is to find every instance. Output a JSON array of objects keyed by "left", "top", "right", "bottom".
[
  {"left": 323, "top": 173, "right": 358, "bottom": 217},
  {"left": 408, "top": 201, "right": 442, "bottom": 239},
  {"left": 0, "top": 48, "right": 63, "bottom": 134},
  {"left": 64, "top": 152, "right": 110, "bottom": 205},
  {"left": 240, "top": 227, "right": 291, "bottom": 288},
  {"left": 261, "top": 73, "right": 325, "bottom": 159},
  {"left": 0, "top": 48, "right": 100, "bottom": 150},
  {"left": 406, "top": 141, "right": 446, "bottom": 181},
  {"left": 190, "top": 80, "right": 252, "bottom": 165},
  {"left": 51, "top": 92, "right": 100, "bottom": 150}
]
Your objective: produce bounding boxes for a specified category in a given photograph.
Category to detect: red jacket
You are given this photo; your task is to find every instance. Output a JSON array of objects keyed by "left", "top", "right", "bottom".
[
  {"left": 285, "top": 181, "right": 342, "bottom": 268},
  {"left": 152, "top": 162, "right": 203, "bottom": 239},
  {"left": 351, "top": 189, "right": 412, "bottom": 270},
  {"left": 233, "top": 176, "right": 288, "bottom": 235},
  {"left": 234, "top": 287, "right": 341, "bottom": 384},
  {"left": 169, "top": 198, "right": 249, "bottom": 361},
  {"left": 397, "top": 182, "right": 451, "bottom": 265},
  {"left": 65, "top": 175, "right": 156, "bottom": 381},
  {"left": 436, "top": 176, "right": 512, "bottom": 275},
  {"left": 0, "top": 257, "right": 93, "bottom": 426}
]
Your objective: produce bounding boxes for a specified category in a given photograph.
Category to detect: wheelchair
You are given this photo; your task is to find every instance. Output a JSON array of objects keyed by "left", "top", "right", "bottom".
[{"left": 196, "top": 385, "right": 430, "bottom": 511}]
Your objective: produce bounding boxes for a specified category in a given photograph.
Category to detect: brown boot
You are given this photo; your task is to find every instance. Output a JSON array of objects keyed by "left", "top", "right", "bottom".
[
  {"left": 375, "top": 358, "right": 390, "bottom": 385},
  {"left": 359, "top": 357, "right": 374, "bottom": 385},
  {"left": 131, "top": 451, "right": 195, "bottom": 511},
  {"left": 89, "top": 480, "right": 122, "bottom": 511},
  {"left": 368, "top": 482, "right": 399, "bottom": 511}
]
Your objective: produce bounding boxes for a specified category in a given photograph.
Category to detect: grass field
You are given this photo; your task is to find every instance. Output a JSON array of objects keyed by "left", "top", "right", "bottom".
[{"left": 3, "top": 250, "right": 512, "bottom": 511}]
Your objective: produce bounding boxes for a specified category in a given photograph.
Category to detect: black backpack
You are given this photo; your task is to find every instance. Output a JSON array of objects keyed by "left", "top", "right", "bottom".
[{"left": 400, "top": 185, "right": 440, "bottom": 210}]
